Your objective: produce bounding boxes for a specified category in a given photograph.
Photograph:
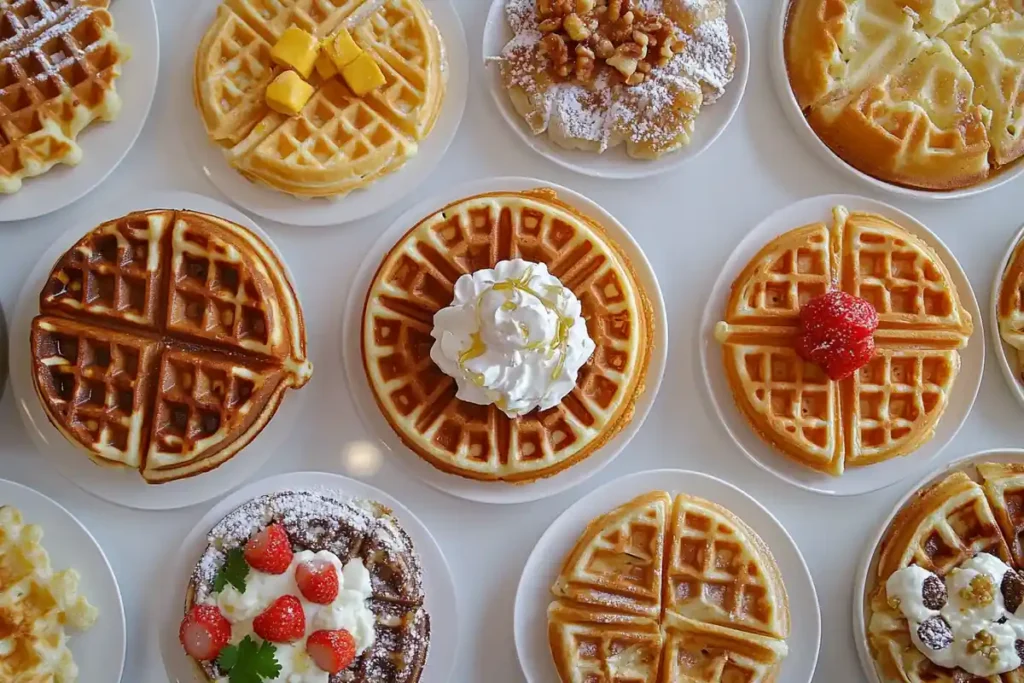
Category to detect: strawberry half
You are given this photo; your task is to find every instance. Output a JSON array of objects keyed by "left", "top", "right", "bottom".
[
  {"left": 797, "top": 290, "right": 879, "bottom": 380},
  {"left": 307, "top": 629, "right": 357, "bottom": 674},
  {"left": 296, "top": 558, "right": 340, "bottom": 604},
  {"left": 179, "top": 604, "right": 231, "bottom": 661},
  {"left": 253, "top": 595, "right": 306, "bottom": 643},
  {"left": 244, "top": 523, "right": 293, "bottom": 575}
]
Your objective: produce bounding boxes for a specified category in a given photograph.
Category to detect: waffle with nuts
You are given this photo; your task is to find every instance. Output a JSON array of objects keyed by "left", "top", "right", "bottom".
[
  {"left": 30, "top": 209, "right": 313, "bottom": 484},
  {"left": 497, "top": 0, "right": 736, "bottom": 159}
]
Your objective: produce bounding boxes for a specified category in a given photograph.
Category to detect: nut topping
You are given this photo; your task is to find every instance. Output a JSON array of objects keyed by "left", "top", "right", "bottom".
[{"left": 960, "top": 575, "right": 996, "bottom": 607}]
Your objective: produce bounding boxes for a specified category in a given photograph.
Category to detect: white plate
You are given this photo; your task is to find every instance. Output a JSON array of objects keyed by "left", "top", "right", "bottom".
[
  {"left": 991, "top": 226, "right": 1024, "bottom": 412},
  {"left": 341, "top": 176, "right": 669, "bottom": 504},
  {"left": 852, "top": 449, "right": 1024, "bottom": 683},
  {"left": 8, "top": 191, "right": 308, "bottom": 510},
  {"left": 156, "top": 471, "right": 458, "bottom": 683},
  {"left": 699, "top": 194, "right": 984, "bottom": 496},
  {"left": 514, "top": 468, "right": 821, "bottom": 683},
  {"left": 769, "top": 0, "right": 1024, "bottom": 200},
  {"left": 0, "top": 478, "right": 126, "bottom": 682},
  {"left": 179, "top": 0, "right": 468, "bottom": 227},
  {"left": 482, "top": 0, "right": 749, "bottom": 179},
  {"left": 0, "top": 0, "right": 160, "bottom": 222}
]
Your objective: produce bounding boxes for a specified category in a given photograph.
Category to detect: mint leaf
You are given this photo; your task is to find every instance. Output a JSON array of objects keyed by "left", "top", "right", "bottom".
[
  {"left": 218, "top": 636, "right": 279, "bottom": 683},
  {"left": 213, "top": 547, "right": 249, "bottom": 594}
]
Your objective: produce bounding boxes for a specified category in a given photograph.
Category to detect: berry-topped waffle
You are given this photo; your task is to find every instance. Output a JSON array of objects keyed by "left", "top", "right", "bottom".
[{"left": 180, "top": 490, "right": 430, "bottom": 683}]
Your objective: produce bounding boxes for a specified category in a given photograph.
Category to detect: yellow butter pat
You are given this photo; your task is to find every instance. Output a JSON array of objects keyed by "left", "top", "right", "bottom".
[
  {"left": 271, "top": 26, "right": 320, "bottom": 79},
  {"left": 342, "top": 52, "right": 386, "bottom": 96},
  {"left": 314, "top": 50, "right": 337, "bottom": 80},
  {"left": 326, "top": 28, "right": 362, "bottom": 70},
  {"left": 266, "top": 71, "right": 315, "bottom": 116}
]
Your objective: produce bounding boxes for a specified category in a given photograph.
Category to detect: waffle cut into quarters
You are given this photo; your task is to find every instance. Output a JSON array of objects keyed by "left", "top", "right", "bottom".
[
  {"left": 715, "top": 205, "right": 973, "bottom": 477},
  {"left": 0, "top": 0, "right": 130, "bottom": 194},
  {"left": 547, "top": 492, "right": 791, "bottom": 683},
  {"left": 360, "top": 188, "right": 655, "bottom": 484},
  {"left": 193, "top": 0, "right": 446, "bottom": 198},
  {"left": 29, "top": 209, "right": 313, "bottom": 484}
]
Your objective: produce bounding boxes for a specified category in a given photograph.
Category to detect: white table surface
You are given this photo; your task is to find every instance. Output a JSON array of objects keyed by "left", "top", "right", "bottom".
[{"left": 3, "top": 1, "right": 1023, "bottom": 681}]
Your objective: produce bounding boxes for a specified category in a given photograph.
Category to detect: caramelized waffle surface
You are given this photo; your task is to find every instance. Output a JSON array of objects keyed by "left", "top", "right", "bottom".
[
  {"left": 547, "top": 491, "right": 790, "bottom": 683},
  {"left": 360, "top": 188, "right": 655, "bottom": 483},
  {"left": 0, "top": 0, "right": 130, "bottom": 193},
  {"left": 715, "top": 206, "right": 972, "bottom": 476},
  {"left": 30, "top": 209, "right": 312, "bottom": 483}
]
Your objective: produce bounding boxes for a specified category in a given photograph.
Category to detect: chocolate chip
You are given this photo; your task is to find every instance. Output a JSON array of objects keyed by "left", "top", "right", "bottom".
[
  {"left": 922, "top": 574, "right": 948, "bottom": 610},
  {"left": 917, "top": 616, "right": 954, "bottom": 651},
  {"left": 1003, "top": 569, "right": 1024, "bottom": 613}
]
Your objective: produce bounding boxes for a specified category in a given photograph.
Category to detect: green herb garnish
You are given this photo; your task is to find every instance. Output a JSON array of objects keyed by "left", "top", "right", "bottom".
[
  {"left": 217, "top": 636, "right": 281, "bottom": 683},
  {"left": 213, "top": 547, "right": 249, "bottom": 594}
]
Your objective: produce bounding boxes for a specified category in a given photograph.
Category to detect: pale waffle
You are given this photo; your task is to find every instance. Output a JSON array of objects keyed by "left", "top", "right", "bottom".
[
  {"left": 715, "top": 206, "right": 972, "bottom": 476},
  {"left": 0, "top": 0, "right": 130, "bottom": 193},
  {"left": 785, "top": 0, "right": 1024, "bottom": 190},
  {"left": 360, "top": 188, "right": 655, "bottom": 483},
  {"left": 30, "top": 209, "right": 312, "bottom": 484},
  {"left": 194, "top": 0, "right": 446, "bottom": 198},
  {"left": 547, "top": 492, "right": 790, "bottom": 683}
]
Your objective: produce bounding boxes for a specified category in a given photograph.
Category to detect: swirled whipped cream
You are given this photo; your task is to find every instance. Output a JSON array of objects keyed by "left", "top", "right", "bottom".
[{"left": 430, "top": 259, "right": 595, "bottom": 417}]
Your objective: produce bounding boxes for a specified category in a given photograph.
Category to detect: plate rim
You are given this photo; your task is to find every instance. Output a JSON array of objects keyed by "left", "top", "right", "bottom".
[{"left": 990, "top": 225, "right": 1024, "bottom": 412}]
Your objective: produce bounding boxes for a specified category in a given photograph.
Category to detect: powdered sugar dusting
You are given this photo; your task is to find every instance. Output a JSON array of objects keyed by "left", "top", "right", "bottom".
[{"left": 676, "top": 16, "right": 735, "bottom": 104}]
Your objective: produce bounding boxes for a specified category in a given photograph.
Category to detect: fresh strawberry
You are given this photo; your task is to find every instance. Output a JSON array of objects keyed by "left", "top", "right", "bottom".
[
  {"left": 252, "top": 595, "right": 306, "bottom": 643},
  {"left": 296, "top": 558, "right": 339, "bottom": 604},
  {"left": 307, "top": 629, "right": 357, "bottom": 674},
  {"left": 797, "top": 290, "right": 879, "bottom": 380},
  {"left": 798, "top": 330, "right": 876, "bottom": 381},
  {"left": 179, "top": 604, "right": 231, "bottom": 661},
  {"left": 244, "top": 523, "right": 293, "bottom": 575}
]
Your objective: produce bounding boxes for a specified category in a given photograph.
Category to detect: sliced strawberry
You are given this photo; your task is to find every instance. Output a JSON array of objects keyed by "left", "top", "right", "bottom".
[
  {"left": 296, "top": 558, "right": 340, "bottom": 604},
  {"left": 243, "top": 523, "right": 293, "bottom": 575},
  {"left": 179, "top": 604, "right": 231, "bottom": 661},
  {"left": 253, "top": 595, "right": 306, "bottom": 643},
  {"left": 307, "top": 629, "right": 357, "bottom": 674}
]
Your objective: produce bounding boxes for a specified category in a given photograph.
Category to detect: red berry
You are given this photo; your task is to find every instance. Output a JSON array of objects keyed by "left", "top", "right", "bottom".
[
  {"left": 252, "top": 595, "right": 306, "bottom": 643},
  {"left": 799, "top": 290, "right": 878, "bottom": 340},
  {"left": 296, "top": 558, "right": 340, "bottom": 604},
  {"left": 244, "top": 523, "right": 293, "bottom": 574},
  {"left": 179, "top": 604, "right": 231, "bottom": 661},
  {"left": 307, "top": 629, "right": 357, "bottom": 674},
  {"left": 797, "top": 291, "right": 879, "bottom": 380}
]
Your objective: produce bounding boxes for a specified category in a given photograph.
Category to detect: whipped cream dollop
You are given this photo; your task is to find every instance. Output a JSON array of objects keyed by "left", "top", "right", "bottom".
[
  {"left": 885, "top": 553, "right": 1024, "bottom": 676},
  {"left": 205, "top": 550, "right": 376, "bottom": 683},
  {"left": 430, "top": 259, "right": 595, "bottom": 417}
]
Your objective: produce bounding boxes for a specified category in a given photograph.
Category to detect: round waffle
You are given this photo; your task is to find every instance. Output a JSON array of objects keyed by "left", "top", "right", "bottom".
[{"left": 360, "top": 188, "right": 655, "bottom": 483}]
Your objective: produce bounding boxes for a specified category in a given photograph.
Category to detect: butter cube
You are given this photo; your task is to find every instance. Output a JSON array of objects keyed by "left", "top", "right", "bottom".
[
  {"left": 314, "top": 50, "right": 337, "bottom": 80},
  {"left": 266, "top": 71, "right": 315, "bottom": 116},
  {"left": 326, "top": 28, "right": 362, "bottom": 70},
  {"left": 271, "top": 27, "right": 319, "bottom": 79},
  {"left": 342, "top": 52, "right": 386, "bottom": 96}
]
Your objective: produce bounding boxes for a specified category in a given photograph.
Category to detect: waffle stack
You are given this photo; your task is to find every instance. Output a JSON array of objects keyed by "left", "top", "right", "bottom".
[
  {"left": 30, "top": 209, "right": 313, "bottom": 484},
  {"left": 360, "top": 188, "right": 655, "bottom": 483},
  {"left": 715, "top": 206, "right": 973, "bottom": 476},
  {"left": 0, "top": 0, "right": 130, "bottom": 193},
  {"left": 193, "top": 0, "right": 446, "bottom": 198},
  {"left": 548, "top": 492, "right": 791, "bottom": 682}
]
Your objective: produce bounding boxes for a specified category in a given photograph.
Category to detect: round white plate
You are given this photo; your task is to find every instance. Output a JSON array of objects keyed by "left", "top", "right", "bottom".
[
  {"left": 991, "top": 226, "right": 1024, "bottom": 412},
  {"left": 514, "top": 468, "right": 821, "bottom": 683},
  {"left": 156, "top": 471, "right": 458, "bottom": 683},
  {"left": 8, "top": 191, "right": 308, "bottom": 510},
  {"left": 341, "top": 176, "right": 668, "bottom": 504},
  {"left": 0, "top": 0, "right": 160, "bottom": 222},
  {"left": 769, "top": 0, "right": 1024, "bottom": 200},
  {"left": 852, "top": 449, "right": 1024, "bottom": 683},
  {"left": 0, "top": 478, "right": 126, "bottom": 682},
  {"left": 700, "top": 194, "right": 984, "bottom": 496},
  {"left": 482, "top": 0, "right": 749, "bottom": 179},
  {"left": 179, "top": 0, "right": 469, "bottom": 227}
]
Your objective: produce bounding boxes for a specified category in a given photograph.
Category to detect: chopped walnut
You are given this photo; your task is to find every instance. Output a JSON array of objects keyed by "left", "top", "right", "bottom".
[
  {"left": 965, "top": 630, "right": 1000, "bottom": 663},
  {"left": 576, "top": 0, "right": 595, "bottom": 13},
  {"left": 960, "top": 575, "right": 996, "bottom": 607},
  {"left": 539, "top": 16, "right": 563, "bottom": 31},
  {"left": 564, "top": 13, "right": 590, "bottom": 41},
  {"left": 575, "top": 44, "right": 596, "bottom": 81}
]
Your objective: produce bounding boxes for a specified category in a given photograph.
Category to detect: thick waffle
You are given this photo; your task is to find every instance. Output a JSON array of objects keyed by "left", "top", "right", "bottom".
[
  {"left": 0, "top": 0, "right": 130, "bottom": 193},
  {"left": 360, "top": 188, "right": 655, "bottom": 483},
  {"left": 547, "top": 492, "right": 790, "bottom": 683},
  {"left": 715, "top": 206, "right": 972, "bottom": 476},
  {"left": 30, "top": 209, "right": 312, "bottom": 484},
  {"left": 194, "top": 0, "right": 446, "bottom": 198}
]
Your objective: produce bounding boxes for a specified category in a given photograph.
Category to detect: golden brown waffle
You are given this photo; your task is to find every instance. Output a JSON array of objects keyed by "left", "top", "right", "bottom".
[
  {"left": 0, "top": 0, "right": 130, "bottom": 193},
  {"left": 30, "top": 209, "right": 312, "bottom": 484},
  {"left": 547, "top": 492, "right": 790, "bottom": 683},
  {"left": 996, "top": 235, "right": 1024, "bottom": 385},
  {"left": 360, "top": 188, "right": 655, "bottom": 483},
  {"left": 715, "top": 206, "right": 972, "bottom": 476}
]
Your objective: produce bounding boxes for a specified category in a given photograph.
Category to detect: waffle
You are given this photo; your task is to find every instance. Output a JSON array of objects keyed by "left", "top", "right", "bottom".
[
  {"left": 194, "top": 0, "right": 446, "bottom": 198},
  {"left": 996, "top": 235, "right": 1024, "bottom": 384},
  {"left": 186, "top": 490, "right": 429, "bottom": 683},
  {"left": 360, "top": 188, "right": 655, "bottom": 483},
  {"left": 715, "top": 205, "right": 972, "bottom": 476},
  {"left": 0, "top": 0, "right": 130, "bottom": 193},
  {"left": 0, "top": 505, "right": 98, "bottom": 682},
  {"left": 548, "top": 492, "right": 790, "bottom": 683},
  {"left": 30, "top": 209, "right": 313, "bottom": 484},
  {"left": 785, "top": 0, "right": 1024, "bottom": 190}
]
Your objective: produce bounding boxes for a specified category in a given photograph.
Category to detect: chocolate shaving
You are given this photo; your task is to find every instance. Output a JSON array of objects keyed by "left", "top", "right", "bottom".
[
  {"left": 922, "top": 574, "right": 948, "bottom": 610},
  {"left": 917, "top": 616, "right": 954, "bottom": 651}
]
